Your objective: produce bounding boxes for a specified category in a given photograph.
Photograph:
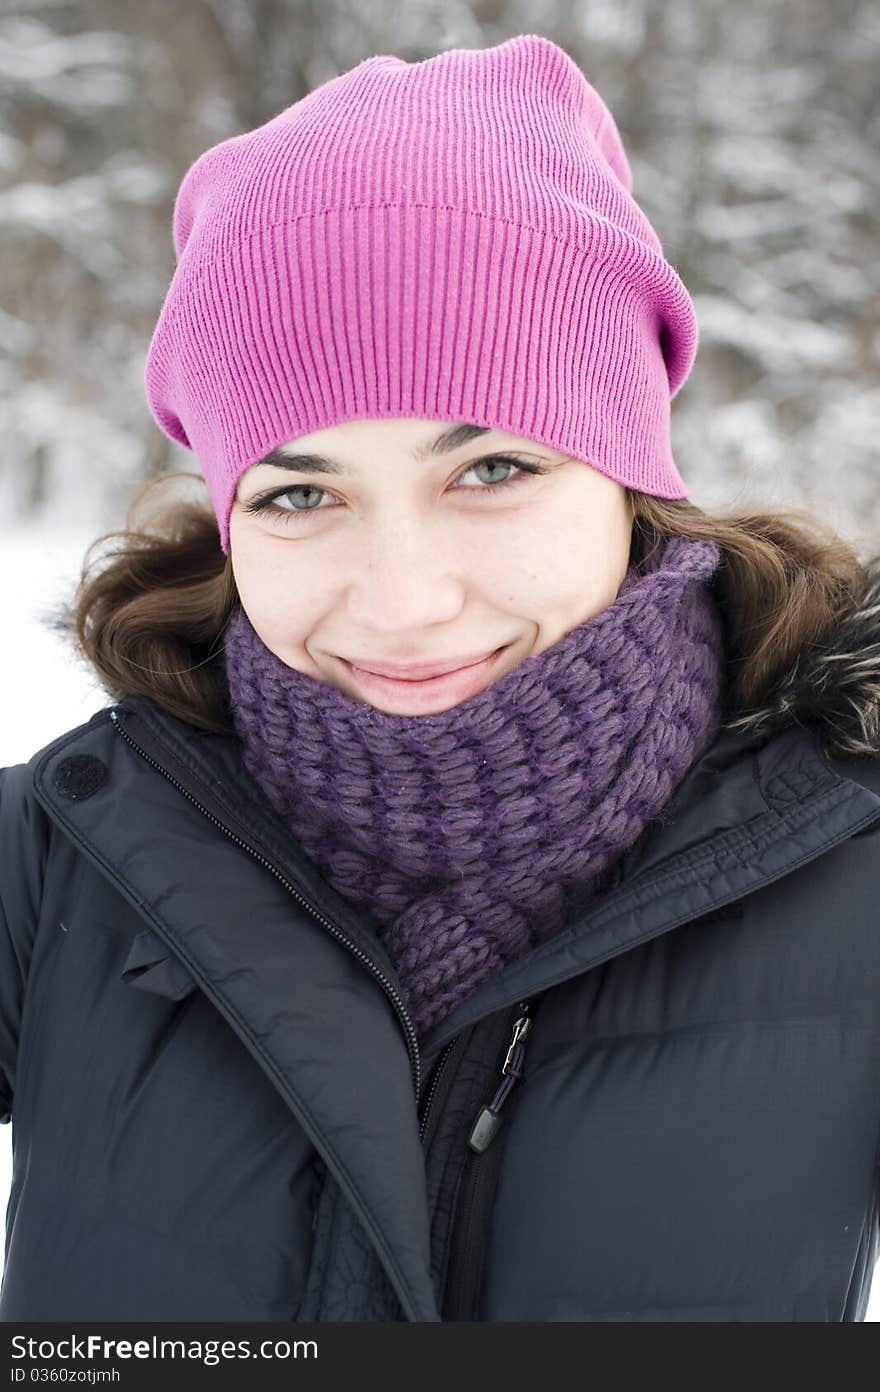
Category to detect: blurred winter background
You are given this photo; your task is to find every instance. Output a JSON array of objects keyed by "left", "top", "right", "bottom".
[{"left": 1, "top": 0, "right": 878, "bottom": 1316}]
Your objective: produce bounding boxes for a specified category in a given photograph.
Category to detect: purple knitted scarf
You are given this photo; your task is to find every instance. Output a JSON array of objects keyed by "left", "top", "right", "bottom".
[{"left": 222, "top": 533, "right": 727, "bottom": 1036}]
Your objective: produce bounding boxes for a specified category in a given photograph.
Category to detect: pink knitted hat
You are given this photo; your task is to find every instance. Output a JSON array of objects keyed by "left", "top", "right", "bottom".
[{"left": 144, "top": 33, "right": 696, "bottom": 555}]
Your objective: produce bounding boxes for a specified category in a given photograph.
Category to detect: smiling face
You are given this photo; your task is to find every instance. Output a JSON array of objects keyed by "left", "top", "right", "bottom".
[{"left": 228, "top": 417, "right": 635, "bottom": 714}]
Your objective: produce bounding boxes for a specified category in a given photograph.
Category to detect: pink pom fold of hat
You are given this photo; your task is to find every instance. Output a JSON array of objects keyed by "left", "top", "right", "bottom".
[{"left": 144, "top": 32, "right": 697, "bottom": 554}]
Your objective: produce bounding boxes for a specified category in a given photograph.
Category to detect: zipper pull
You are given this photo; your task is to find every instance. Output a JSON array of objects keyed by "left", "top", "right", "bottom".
[{"left": 467, "top": 1003, "right": 532, "bottom": 1154}]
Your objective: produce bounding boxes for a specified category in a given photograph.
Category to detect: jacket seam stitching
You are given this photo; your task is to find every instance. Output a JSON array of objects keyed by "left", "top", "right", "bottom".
[{"left": 535, "top": 1004, "right": 880, "bottom": 1057}]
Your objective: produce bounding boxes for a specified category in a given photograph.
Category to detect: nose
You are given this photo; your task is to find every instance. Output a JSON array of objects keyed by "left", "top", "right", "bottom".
[{"left": 343, "top": 519, "right": 466, "bottom": 633}]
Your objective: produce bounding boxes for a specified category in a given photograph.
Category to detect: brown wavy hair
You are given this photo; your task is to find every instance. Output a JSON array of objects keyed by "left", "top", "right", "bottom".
[{"left": 47, "top": 469, "right": 871, "bottom": 740}]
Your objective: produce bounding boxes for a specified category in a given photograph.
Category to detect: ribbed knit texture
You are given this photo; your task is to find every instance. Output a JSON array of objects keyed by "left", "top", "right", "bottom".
[
  {"left": 144, "top": 33, "right": 698, "bottom": 554},
  {"left": 222, "top": 533, "right": 726, "bottom": 1036}
]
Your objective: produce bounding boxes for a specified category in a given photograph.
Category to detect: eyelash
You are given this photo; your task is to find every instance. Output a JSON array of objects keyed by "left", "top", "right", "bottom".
[{"left": 242, "top": 455, "right": 547, "bottom": 527}]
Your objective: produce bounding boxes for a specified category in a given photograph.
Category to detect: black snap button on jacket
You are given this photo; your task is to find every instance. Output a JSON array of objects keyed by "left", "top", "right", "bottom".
[{"left": 51, "top": 753, "right": 109, "bottom": 801}]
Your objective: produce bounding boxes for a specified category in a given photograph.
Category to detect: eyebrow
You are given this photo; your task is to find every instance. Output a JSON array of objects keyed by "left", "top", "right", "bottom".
[{"left": 254, "top": 422, "right": 492, "bottom": 475}]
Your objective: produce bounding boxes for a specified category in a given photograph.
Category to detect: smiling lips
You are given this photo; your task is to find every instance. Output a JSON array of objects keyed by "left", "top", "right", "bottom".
[
  {"left": 348, "top": 651, "right": 500, "bottom": 681},
  {"left": 342, "top": 647, "right": 507, "bottom": 712}
]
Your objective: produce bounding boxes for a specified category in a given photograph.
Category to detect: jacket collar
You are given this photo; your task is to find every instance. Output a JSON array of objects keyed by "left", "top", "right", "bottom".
[{"left": 89, "top": 689, "right": 880, "bottom": 1057}]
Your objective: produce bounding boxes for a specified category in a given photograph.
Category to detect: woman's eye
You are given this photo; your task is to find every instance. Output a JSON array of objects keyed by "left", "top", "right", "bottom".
[
  {"left": 243, "top": 454, "right": 546, "bottom": 526},
  {"left": 454, "top": 457, "right": 523, "bottom": 489},
  {"left": 270, "top": 483, "right": 325, "bottom": 514}
]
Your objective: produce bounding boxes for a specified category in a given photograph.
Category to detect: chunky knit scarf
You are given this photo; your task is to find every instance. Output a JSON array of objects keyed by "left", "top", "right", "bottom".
[{"left": 222, "top": 533, "right": 727, "bottom": 1036}]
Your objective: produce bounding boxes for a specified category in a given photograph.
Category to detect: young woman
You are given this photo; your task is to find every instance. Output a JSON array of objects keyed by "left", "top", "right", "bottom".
[{"left": 2, "top": 34, "right": 879, "bottom": 1323}]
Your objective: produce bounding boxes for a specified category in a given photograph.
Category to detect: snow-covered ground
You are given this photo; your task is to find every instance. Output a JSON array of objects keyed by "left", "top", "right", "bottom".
[{"left": 1, "top": 520, "right": 877, "bottom": 1320}]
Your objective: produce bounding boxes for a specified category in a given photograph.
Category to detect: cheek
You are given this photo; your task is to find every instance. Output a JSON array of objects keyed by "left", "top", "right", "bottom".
[
  {"left": 507, "top": 505, "right": 626, "bottom": 616},
  {"left": 492, "top": 510, "right": 579, "bottom": 589},
  {"left": 230, "top": 543, "right": 324, "bottom": 651},
  {"left": 229, "top": 542, "right": 299, "bottom": 640}
]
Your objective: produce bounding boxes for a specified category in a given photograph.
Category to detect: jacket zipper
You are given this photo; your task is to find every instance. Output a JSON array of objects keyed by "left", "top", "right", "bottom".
[
  {"left": 108, "top": 706, "right": 421, "bottom": 1102},
  {"left": 442, "top": 999, "right": 534, "bottom": 1320},
  {"left": 466, "top": 1006, "right": 532, "bottom": 1153},
  {"left": 418, "top": 1033, "right": 466, "bottom": 1145}
]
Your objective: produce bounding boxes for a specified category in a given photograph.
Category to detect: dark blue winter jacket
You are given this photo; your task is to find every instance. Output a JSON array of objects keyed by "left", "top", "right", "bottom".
[{"left": 2, "top": 585, "right": 880, "bottom": 1321}]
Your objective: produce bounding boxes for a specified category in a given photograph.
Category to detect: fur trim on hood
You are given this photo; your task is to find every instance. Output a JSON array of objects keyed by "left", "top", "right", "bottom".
[{"left": 721, "top": 557, "right": 880, "bottom": 760}]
